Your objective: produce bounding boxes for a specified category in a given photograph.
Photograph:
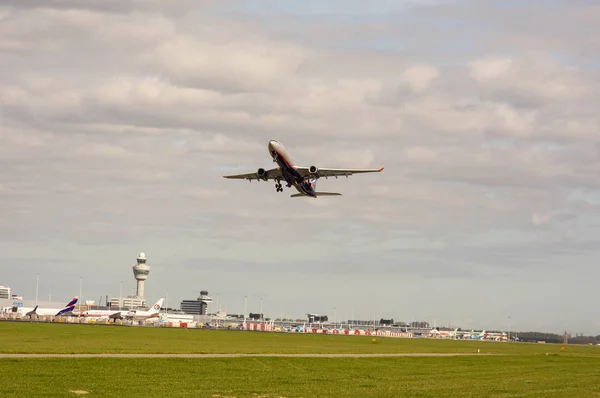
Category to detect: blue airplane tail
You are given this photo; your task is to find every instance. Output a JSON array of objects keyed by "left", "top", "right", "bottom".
[{"left": 55, "top": 296, "right": 79, "bottom": 316}]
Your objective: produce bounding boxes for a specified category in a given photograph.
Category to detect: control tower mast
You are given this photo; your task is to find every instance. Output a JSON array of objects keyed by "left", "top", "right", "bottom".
[{"left": 132, "top": 252, "right": 150, "bottom": 298}]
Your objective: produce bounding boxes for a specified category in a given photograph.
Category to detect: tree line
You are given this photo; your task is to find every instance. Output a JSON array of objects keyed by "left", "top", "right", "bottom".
[{"left": 515, "top": 331, "right": 600, "bottom": 345}]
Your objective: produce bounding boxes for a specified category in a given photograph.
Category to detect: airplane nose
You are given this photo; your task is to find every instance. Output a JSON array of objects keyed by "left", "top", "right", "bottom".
[{"left": 268, "top": 140, "right": 277, "bottom": 152}]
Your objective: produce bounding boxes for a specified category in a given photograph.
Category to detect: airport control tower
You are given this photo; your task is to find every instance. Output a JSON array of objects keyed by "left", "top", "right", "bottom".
[{"left": 132, "top": 252, "right": 150, "bottom": 298}]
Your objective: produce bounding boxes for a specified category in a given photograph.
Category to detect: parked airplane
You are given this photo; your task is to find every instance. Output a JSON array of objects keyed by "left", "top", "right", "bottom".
[
  {"left": 1, "top": 297, "right": 79, "bottom": 317},
  {"left": 429, "top": 328, "right": 459, "bottom": 338},
  {"left": 82, "top": 298, "right": 164, "bottom": 321},
  {"left": 223, "top": 140, "right": 384, "bottom": 197},
  {"left": 122, "top": 298, "right": 164, "bottom": 321},
  {"left": 463, "top": 330, "right": 487, "bottom": 340}
]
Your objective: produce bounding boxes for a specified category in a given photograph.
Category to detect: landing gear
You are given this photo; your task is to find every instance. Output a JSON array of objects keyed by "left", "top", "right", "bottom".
[{"left": 275, "top": 182, "right": 283, "bottom": 192}]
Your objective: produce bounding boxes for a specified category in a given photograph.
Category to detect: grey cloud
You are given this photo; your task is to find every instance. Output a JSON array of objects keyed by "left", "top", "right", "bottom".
[
  {"left": 0, "top": 0, "right": 215, "bottom": 15},
  {"left": 1, "top": 0, "right": 600, "bottom": 333}
]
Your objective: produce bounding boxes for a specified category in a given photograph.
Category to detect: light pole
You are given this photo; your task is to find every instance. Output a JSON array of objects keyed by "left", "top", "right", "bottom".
[
  {"left": 373, "top": 312, "right": 376, "bottom": 332},
  {"left": 260, "top": 297, "right": 263, "bottom": 323},
  {"left": 344, "top": 311, "right": 347, "bottom": 328},
  {"left": 244, "top": 296, "right": 247, "bottom": 328},
  {"left": 119, "top": 281, "right": 123, "bottom": 311},
  {"left": 79, "top": 277, "right": 82, "bottom": 313},
  {"left": 508, "top": 316, "right": 511, "bottom": 342}
]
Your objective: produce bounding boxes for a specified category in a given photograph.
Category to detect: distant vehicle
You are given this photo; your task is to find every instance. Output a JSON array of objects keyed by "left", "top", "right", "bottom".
[{"left": 223, "top": 140, "right": 384, "bottom": 197}]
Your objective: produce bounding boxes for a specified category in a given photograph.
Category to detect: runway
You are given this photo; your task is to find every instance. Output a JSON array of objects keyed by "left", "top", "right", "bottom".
[{"left": 0, "top": 353, "right": 499, "bottom": 358}]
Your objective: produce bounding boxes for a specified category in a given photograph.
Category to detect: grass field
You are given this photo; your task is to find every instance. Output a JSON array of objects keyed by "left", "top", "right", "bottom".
[
  {"left": 2, "top": 321, "right": 600, "bottom": 397},
  {"left": 1, "top": 321, "right": 598, "bottom": 356},
  {"left": 3, "top": 356, "right": 600, "bottom": 397}
]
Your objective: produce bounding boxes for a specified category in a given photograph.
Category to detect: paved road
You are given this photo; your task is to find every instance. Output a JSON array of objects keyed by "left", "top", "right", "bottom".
[{"left": 0, "top": 353, "right": 498, "bottom": 358}]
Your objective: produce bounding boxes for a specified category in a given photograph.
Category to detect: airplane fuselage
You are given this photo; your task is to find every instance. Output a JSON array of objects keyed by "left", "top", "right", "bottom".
[
  {"left": 82, "top": 309, "right": 159, "bottom": 320},
  {"left": 84, "top": 299, "right": 164, "bottom": 321},
  {"left": 2, "top": 306, "right": 62, "bottom": 316},
  {"left": 268, "top": 140, "right": 317, "bottom": 197},
  {"left": 82, "top": 310, "right": 123, "bottom": 318}
]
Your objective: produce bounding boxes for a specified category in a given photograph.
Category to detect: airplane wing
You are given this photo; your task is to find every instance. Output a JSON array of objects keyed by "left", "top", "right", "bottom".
[
  {"left": 296, "top": 167, "right": 384, "bottom": 178},
  {"left": 222, "top": 167, "right": 282, "bottom": 181}
]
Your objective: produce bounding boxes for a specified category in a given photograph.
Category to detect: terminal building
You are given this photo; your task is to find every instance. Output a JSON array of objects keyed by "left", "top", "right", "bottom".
[
  {"left": 307, "top": 313, "right": 328, "bottom": 323},
  {"left": 109, "top": 296, "right": 147, "bottom": 309},
  {"left": 180, "top": 291, "right": 213, "bottom": 315},
  {"left": 0, "top": 286, "right": 11, "bottom": 299}
]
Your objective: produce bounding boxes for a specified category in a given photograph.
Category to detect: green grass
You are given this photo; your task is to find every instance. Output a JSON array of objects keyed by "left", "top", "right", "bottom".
[
  {"left": 2, "top": 321, "right": 600, "bottom": 397},
  {"left": 1, "top": 356, "right": 600, "bottom": 397},
  {"left": 1, "top": 321, "right": 597, "bottom": 356}
]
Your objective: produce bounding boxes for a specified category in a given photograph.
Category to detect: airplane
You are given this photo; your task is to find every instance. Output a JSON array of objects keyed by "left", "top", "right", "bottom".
[
  {"left": 1, "top": 297, "right": 79, "bottom": 318},
  {"left": 464, "top": 330, "right": 487, "bottom": 340},
  {"left": 122, "top": 298, "right": 164, "bottom": 321},
  {"left": 82, "top": 298, "right": 164, "bottom": 321},
  {"left": 222, "top": 140, "right": 384, "bottom": 197},
  {"left": 430, "top": 328, "right": 459, "bottom": 339}
]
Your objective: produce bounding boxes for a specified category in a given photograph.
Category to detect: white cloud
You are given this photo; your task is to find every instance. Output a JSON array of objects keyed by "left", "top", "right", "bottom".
[
  {"left": 400, "top": 65, "right": 440, "bottom": 93},
  {"left": 531, "top": 212, "right": 551, "bottom": 227},
  {"left": 146, "top": 36, "right": 309, "bottom": 93},
  {"left": 469, "top": 57, "right": 513, "bottom": 81}
]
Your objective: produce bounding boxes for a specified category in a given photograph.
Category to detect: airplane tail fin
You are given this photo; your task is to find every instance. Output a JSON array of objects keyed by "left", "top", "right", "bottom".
[
  {"left": 26, "top": 305, "right": 39, "bottom": 317},
  {"left": 55, "top": 296, "right": 78, "bottom": 316},
  {"left": 291, "top": 192, "right": 342, "bottom": 198},
  {"left": 65, "top": 297, "right": 79, "bottom": 307},
  {"left": 151, "top": 298, "right": 164, "bottom": 313},
  {"left": 290, "top": 177, "right": 342, "bottom": 197}
]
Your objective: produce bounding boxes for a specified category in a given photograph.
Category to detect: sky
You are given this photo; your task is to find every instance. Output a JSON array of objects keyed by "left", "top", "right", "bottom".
[{"left": 1, "top": 0, "right": 599, "bottom": 334}]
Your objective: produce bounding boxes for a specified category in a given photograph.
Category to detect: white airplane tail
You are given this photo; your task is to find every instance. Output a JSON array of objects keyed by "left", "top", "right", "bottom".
[
  {"left": 127, "top": 298, "right": 164, "bottom": 320},
  {"left": 151, "top": 298, "right": 164, "bottom": 313}
]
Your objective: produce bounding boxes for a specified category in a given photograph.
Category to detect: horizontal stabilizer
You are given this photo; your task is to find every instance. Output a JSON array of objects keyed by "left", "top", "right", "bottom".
[{"left": 291, "top": 192, "right": 342, "bottom": 198}]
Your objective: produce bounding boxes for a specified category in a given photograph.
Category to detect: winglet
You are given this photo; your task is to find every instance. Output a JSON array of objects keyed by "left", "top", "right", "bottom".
[{"left": 378, "top": 167, "right": 384, "bottom": 172}]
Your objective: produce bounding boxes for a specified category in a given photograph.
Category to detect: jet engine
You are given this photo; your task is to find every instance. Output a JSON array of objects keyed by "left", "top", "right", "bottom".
[
  {"left": 309, "top": 165, "right": 319, "bottom": 177},
  {"left": 257, "top": 168, "right": 268, "bottom": 180}
]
